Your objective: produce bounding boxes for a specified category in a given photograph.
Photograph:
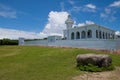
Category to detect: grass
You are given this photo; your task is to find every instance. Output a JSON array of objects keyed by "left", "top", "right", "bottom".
[{"left": 0, "top": 46, "right": 120, "bottom": 80}]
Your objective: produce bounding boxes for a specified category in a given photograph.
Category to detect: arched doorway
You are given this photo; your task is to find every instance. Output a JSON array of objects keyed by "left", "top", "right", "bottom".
[
  {"left": 81, "top": 31, "right": 86, "bottom": 39},
  {"left": 76, "top": 32, "right": 80, "bottom": 39},
  {"left": 87, "top": 30, "right": 92, "bottom": 38},
  {"left": 103, "top": 32, "right": 105, "bottom": 39},
  {"left": 71, "top": 32, "right": 74, "bottom": 40}
]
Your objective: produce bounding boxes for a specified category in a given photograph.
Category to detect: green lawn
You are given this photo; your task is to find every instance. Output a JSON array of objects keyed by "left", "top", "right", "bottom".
[{"left": 0, "top": 46, "right": 120, "bottom": 80}]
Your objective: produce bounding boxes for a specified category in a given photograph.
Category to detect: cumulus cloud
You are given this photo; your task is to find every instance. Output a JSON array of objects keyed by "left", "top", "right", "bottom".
[
  {"left": 0, "top": 4, "right": 17, "bottom": 18},
  {"left": 40, "top": 11, "right": 95, "bottom": 37},
  {"left": 0, "top": 28, "right": 42, "bottom": 39},
  {"left": 40, "top": 11, "right": 69, "bottom": 37},
  {"left": 86, "top": 4, "right": 96, "bottom": 9},
  {"left": 115, "top": 31, "right": 120, "bottom": 35},
  {"left": 78, "top": 20, "right": 95, "bottom": 26},
  {"left": 0, "top": 11, "right": 95, "bottom": 39},
  {"left": 109, "top": 1, "right": 120, "bottom": 7}
]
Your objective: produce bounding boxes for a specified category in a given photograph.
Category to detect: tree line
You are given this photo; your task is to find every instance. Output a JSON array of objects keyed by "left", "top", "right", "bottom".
[{"left": 0, "top": 39, "right": 18, "bottom": 45}]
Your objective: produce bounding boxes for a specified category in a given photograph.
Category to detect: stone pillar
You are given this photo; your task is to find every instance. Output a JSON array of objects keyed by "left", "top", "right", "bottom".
[
  {"left": 85, "top": 26, "right": 87, "bottom": 39},
  {"left": 101, "top": 32, "right": 103, "bottom": 39},
  {"left": 68, "top": 30, "right": 70, "bottom": 40},
  {"left": 98, "top": 26, "right": 100, "bottom": 39},
  {"left": 80, "top": 31, "right": 81, "bottom": 39},
  {"left": 92, "top": 29, "right": 96, "bottom": 39}
]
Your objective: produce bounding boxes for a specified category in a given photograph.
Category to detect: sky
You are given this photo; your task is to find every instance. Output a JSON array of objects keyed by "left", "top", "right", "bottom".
[{"left": 0, "top": 0, "right": 120, "bottom": 39}]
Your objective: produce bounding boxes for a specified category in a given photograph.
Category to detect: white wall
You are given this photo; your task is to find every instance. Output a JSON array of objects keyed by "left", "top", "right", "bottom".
[
  {"left": 24, "top": 40, "right": 48, "bottom": 45},
  {"left": 48, "top": 39, "right": 120, "bottom": 50},
  {"left": 24, "top": 39, "right": 120, "bottom": 50}
]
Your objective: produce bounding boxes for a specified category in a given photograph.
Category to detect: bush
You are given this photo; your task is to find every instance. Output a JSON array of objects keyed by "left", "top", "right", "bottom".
[
  {"left": 0, "top": 39, "right": 18, "bottom": 45},
  {"left": 78, "top": 64, "right": 115, "bottom": 72}
]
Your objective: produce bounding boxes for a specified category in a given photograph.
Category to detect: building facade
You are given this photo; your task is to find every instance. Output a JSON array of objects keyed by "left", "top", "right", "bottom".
[{"left": 63, "top": 15, "right": 115, "bottom": 40}]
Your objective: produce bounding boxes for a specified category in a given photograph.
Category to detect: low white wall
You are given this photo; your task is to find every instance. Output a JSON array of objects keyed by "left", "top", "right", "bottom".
[
  {"left": 24, "top": 39, "right": 120, "bottom": 50},
  {"left": 48, "top": 39, "right": 120, "bottom": 50},
  {"left": 24, "top": 40, "right": 48, "bottom": 45}
]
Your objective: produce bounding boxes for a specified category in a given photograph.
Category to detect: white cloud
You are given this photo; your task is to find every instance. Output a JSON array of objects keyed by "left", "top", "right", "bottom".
[
  {"left": 86, "top": 4, "right": 96, "bottom": 9},
  {"left": 85, "top": 20, "right": 95, "bottom": 24},
  {"left": 110, "top": 1, "right": 120, "bottom": 7},
  {"left": 115, "top": 31, "right": 120, "bottom": 35},
  {"left": 0, "top": 11, "right": 16, "bottom": 18},
  {"left": 41, "top": 11, "right": 94, "bottom": 37},
  {"left": 81, "top": 4, "right": 96, "bottom": 12},
  {"left": 66, "top": 0, "right": 97, "bottom": 13},
  {"left": 82, "top": 7, "right": 96, "bottom": 12},
  {"left": 100, "top": 8, "right": 116, "bottom": 21},
  {"left": 69, "top": 5, "right": 96, "bottom": 13},
  {"left": 0, "top": 11, "right": 95, "bottom": 39},
  {"left": 78, "top": 23, "right": 85, "bottom": 26},
  {"left": 40, "top": 11, "right": 69, "bottom": 37},
  {"left": 70, "top": 6, "right": 81, "bottom": 12},
  {"left": 100, "top": 1, "right": 120, "bottom": 21},
  {"left": 68, "top": 0, "right": 75, "bottom": 5},
  {"left": 0, "top": 4, "right": 17, "bottom": 18},
  {"left": 69, "top": 4, "right": 96, "bottom": 12},
  {"left": 100, "top": 8, "right": 111, "bottom": 18},
  {"left": 78, "top": 20, "right": 94, "bottom": 26},
  {"left": 0, "top": 28, "right": 42, "bottom": 39}
]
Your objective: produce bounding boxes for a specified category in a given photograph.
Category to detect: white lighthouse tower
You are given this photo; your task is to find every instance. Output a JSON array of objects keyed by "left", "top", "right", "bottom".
[
  {"left": 65, "top": 15, "right": 74, "bottom": 40},
  {"left": 65, "top": 15, "right": 74, "bottom": 29}
]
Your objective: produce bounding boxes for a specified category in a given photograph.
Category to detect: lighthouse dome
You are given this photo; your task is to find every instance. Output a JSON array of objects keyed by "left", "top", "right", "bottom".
[{"left": 65, "top": 15, "right": 74, "bottom": 24}]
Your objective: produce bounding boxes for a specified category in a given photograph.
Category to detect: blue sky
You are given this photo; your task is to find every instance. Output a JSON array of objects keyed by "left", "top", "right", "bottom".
[{"left": 0, "top": 0, "right": 120, "bottom": 39}]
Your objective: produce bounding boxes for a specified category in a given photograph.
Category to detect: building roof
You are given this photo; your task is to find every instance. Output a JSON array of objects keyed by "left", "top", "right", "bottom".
[{"left": 64, "top": 23, "right": 115, "bottom": 32}]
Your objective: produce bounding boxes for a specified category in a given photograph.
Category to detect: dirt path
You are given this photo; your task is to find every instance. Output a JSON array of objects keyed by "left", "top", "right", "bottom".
[{"left": 73, "top": 67, "right": 120, "bottom": 80}]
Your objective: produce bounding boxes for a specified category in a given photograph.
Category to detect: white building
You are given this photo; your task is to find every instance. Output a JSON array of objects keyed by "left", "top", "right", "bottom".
[
  {"left": 48, "top": 36, "right": 62, "bottom": 42},
  {"left": 63, "top": 15, "right": 115, "bottom": 40},
  {"left": 24, "top": 15, "right": 120, "bottom": 50}
]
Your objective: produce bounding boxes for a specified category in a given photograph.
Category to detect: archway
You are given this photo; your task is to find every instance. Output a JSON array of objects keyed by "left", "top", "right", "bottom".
[
  {"left": 76, "top": 32, "right": 80, "bottom": 39},
  {"left": 81, "top": 31, "right": 86, "bottom": 39},
  {"left": 71, "top": 32, "right": 74, "bottom": 40},
  {"left": 103, "top": 32, "right": 105, "bottom": 39},
  {"left": 87, "top": 30, "right": 92, "bottom": 38}
]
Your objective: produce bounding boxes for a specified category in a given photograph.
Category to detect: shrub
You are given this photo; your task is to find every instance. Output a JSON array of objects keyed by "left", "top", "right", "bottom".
[
  {"left": 0, "top": 39, "right": 18, "bottom": 45},
  {"left": 78, "top": 63, "right": 115, "bottom": 72}
]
